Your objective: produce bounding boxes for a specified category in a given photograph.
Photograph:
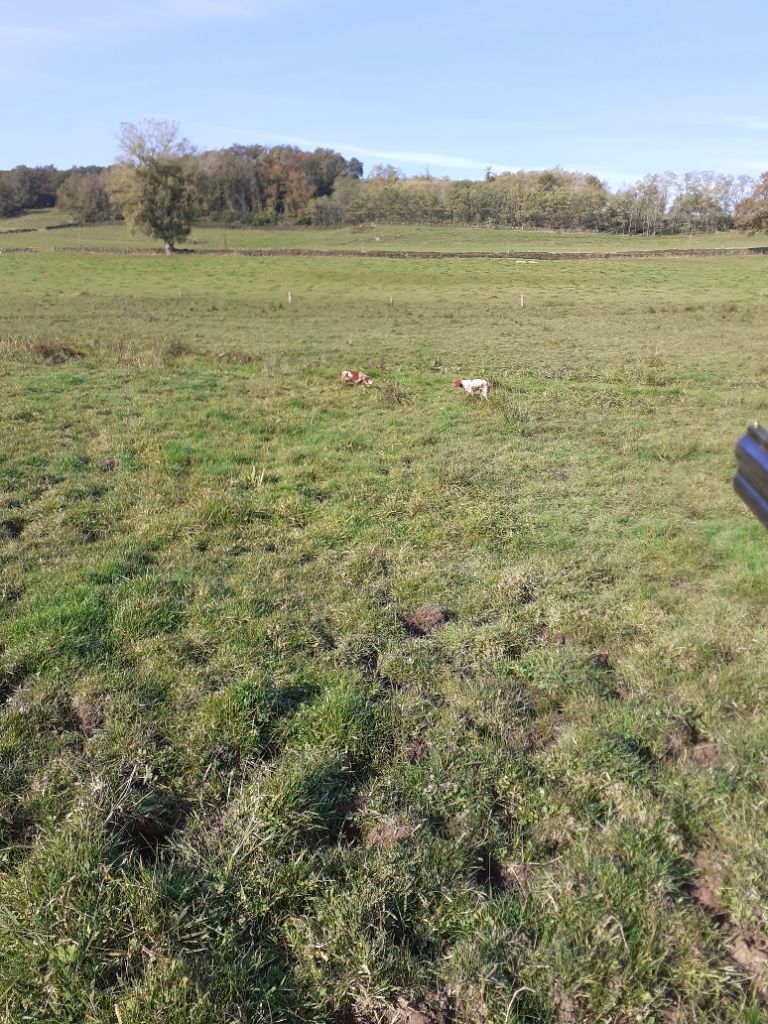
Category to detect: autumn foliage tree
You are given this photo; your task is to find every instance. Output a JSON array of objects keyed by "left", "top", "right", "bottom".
[
  {"left": 734, "top": 172, "right": 768, "bottom": 234},
  {"left": 109, "top": 120, "right": 200, "bottom": 253}
]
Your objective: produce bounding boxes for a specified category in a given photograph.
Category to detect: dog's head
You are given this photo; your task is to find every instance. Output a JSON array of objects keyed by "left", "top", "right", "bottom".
[{"left": 451, "top": 379, "right": 462, "bottom": 388}]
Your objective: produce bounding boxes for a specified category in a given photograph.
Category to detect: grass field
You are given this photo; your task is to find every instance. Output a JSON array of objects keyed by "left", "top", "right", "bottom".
[
  {"left": 2, "top": 243, "right": 768, "bottom": 1023},
  {"left": 2, "top": 213, "right": 767, "bottom": 254}
]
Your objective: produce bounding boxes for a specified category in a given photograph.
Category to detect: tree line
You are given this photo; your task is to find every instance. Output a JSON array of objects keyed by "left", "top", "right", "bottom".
[
  {"left": 0, "top": 138, "right": 364, "bottom": 228},
  {"left": 1, "top": 122, "right": 766, "bottom": 238},
  {"left": 315, "top": 167, "right": 759, "bottom": 235}
]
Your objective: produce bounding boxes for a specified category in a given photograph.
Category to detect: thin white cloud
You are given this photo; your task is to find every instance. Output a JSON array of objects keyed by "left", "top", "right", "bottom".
[
  {"left": 335, "top": 145, "right": 489, "bottom": 172},
  {"left": 179, "top": 121, "right": 654, "bottom": 186},
  {"left": 184, "top": 121, "right": 494, "bottom": 172}
]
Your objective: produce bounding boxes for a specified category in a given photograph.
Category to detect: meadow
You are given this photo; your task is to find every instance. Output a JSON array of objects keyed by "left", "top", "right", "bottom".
[
  {"left": 2, "top": 211, "right": 768, "bottom": 254},
  {"left": 1, "top": 239, "right": 768, "bottom": 1023}
]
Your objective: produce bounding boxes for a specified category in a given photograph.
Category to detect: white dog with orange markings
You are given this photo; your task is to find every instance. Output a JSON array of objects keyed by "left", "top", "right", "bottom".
[
  {"left": 341, "top": 370, "right": 373, "bottom": 386},
  {"left": 451, "top": 378, "right": 490, "bottom": 400}
]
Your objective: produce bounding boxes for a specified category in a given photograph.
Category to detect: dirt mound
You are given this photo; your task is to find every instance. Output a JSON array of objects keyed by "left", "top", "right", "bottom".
[
  {"left": 689, "top": 741, "right": 718, "bottom": 767},
  {"left": 688, "top": 849, "right": 768, "bottom": 990},
  {"left": 387, "top": 994, "right": 454, "bottom": 1024},
  {"left": 400, "top": 605, "right": 447, "bottom": 636},
  {"left": 402, "top": 734, "right": 431, "bottom": 764},
  {"left": 731, "top": 932, "right": 768, "bottom": 987}
]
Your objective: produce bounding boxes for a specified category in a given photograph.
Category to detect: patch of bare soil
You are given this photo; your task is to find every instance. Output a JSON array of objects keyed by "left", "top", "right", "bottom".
[
  {"left": 402, "top": 734, "right": 432, "bottom": 764},
  {"left": 400, "top": 605, "right": 447, "bottom": 637},
  {"left": 589, "top": 649, "right": 612, "bottom": 670},
  {"left": 662, "top": 721, "right": 718, "bottom": 767},
  {"left": 688, "top": 850, "right": 727, "bottom": 920},
  {"left": 495, "top": 860, "right": 537, "bottom": 894},
  {"left": 687, "top": 850, "right": 768, "bottom": 991},
  {"left": 552, "top": 989, "right": 578, "bottom": 1023},
  {"left": 363, "top": 818, "right": 412, "bottom": 848},
  {"left": 662, "top": 719, "right": 697, "bottom": 762},
  {"left": 688, "top": 741, "right": 718, "bottom": 767},
  {"left": 70, "top": 693, "right": 105, "bottom": 738},
  {"left": 730, "top": 932, "right": 768, "bottom": 988},
  {"left": 386, "top": 994, "right": 454, "bottom": 1024}
]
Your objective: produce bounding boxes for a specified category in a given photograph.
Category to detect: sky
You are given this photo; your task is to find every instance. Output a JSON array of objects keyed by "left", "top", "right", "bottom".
[{"left": 1, "top": 0, "right": 767, "bottom": 187}]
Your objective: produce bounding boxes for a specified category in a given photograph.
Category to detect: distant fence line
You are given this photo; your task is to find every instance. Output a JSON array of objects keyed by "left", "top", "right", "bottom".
[
  {"left": 0, "top": 222, "right": 78, "bottom": 236},
  {"left": 41, "top": 222, "right": 81, "bottom": 231},
  {"left": 2, "top": 244, "right": 768, "bottom": 261}
]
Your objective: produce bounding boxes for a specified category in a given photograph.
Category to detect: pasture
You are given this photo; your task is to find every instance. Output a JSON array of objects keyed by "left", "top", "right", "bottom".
[
  {"left": 2, "top": 212, "right": 767, "bottom": 254},
  {"left": 1, "top": 242, "right": 768, "bottom": 1023}
]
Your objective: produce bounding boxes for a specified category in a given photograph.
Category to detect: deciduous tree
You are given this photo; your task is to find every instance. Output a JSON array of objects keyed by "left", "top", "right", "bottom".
[
  {"left": 734, "top": 172, "right": 768, "bottom": 234},
  {"left": 109, "top": 120, "right": 200, "bottom": 253}
]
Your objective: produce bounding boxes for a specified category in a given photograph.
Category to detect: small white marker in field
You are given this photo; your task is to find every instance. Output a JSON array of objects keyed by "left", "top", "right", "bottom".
[
  {"left": 288, "top": 290, "right": 292, "bottom": 304},
  {"left": 389, "top": 295, "right": 393, "bottom": 305},
  {"left": 520, "top": 293, "right": 525, "bottom": 307}
]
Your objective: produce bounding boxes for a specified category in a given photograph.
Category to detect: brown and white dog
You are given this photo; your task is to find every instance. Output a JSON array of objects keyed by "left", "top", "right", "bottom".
[
  {"left": 341, "top": 370, "right": 373, "bottom": 386},
  {"left": 451, "top": 378, "right": 490, "bottom": 400}
]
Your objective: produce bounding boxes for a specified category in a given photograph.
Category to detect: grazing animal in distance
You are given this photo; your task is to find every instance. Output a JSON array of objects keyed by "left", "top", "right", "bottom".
[
  {"left": 451, "top": 378, "right": 490, "bottom": 400},
  {"left": 341, "top": 370, "right": 373, "bottom": 386}
]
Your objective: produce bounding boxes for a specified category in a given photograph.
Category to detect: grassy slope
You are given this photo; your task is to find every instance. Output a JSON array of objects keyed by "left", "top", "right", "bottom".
[
  {"left": 1, "top": 250, "right": 768, "bottom": 1022},
  {"left": 3, "top": 217, "right": 768, "bottom": 253}
]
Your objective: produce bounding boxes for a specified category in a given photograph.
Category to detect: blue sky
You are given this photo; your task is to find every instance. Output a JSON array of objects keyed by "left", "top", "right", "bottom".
[{"left": 2, "top": 0, "right": 767, "bottom": 187}]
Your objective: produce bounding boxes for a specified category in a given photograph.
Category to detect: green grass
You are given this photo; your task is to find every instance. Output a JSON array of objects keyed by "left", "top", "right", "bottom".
[
  {"left": 3, "top": 216, "right": 767, "bottom": 253},
  {"left": 0, "top": 209, "right": 77, "bottom": 232},
  {"left": 1, "top": 243, "right": 768, "bottom": 1022}
]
